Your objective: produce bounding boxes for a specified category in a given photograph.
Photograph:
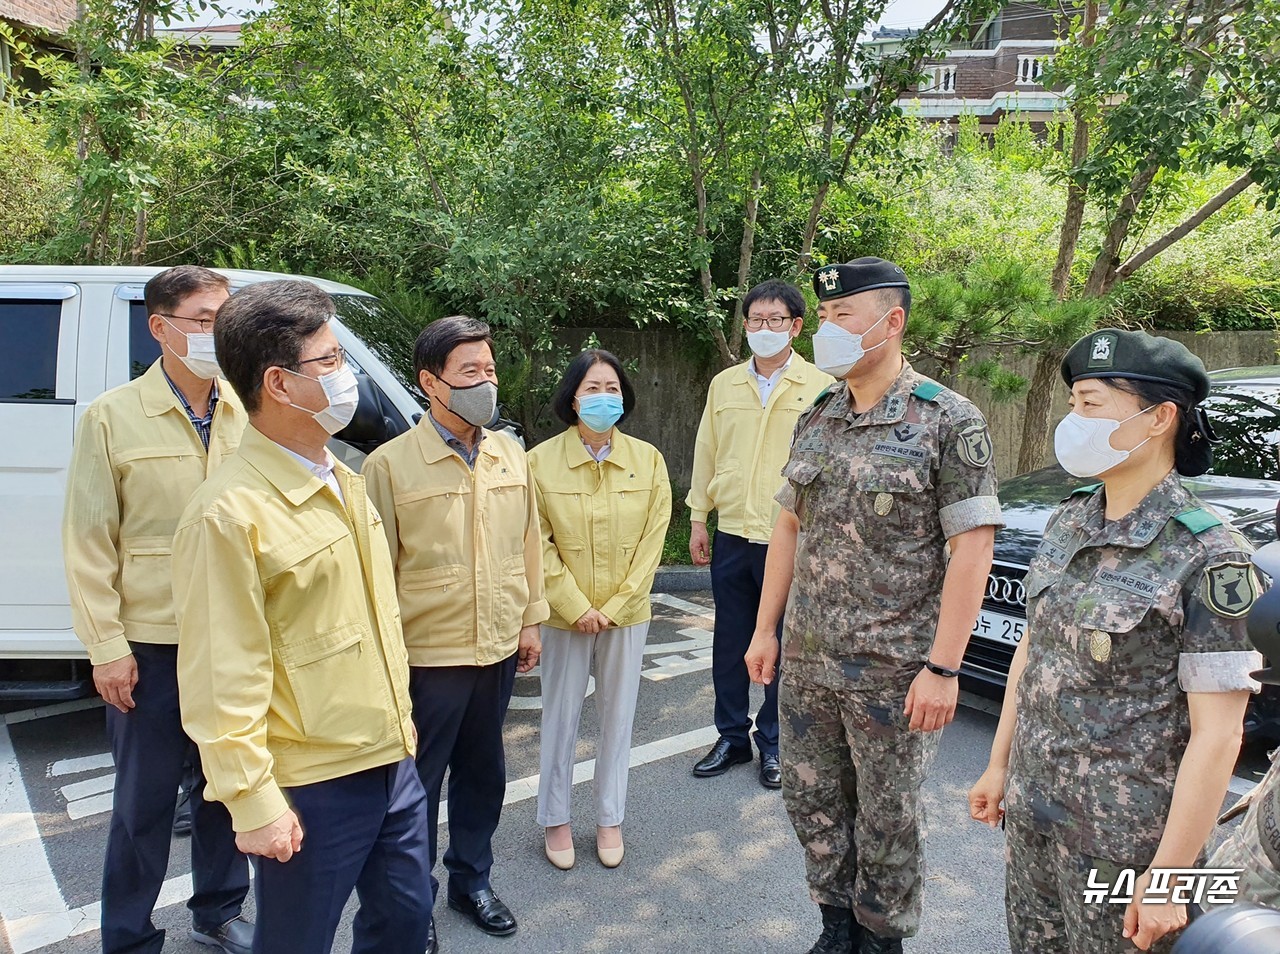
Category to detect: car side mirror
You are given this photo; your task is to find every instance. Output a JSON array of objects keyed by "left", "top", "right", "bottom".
[{"left": 334, "top": 370, "right": 403, "bottom": 447}]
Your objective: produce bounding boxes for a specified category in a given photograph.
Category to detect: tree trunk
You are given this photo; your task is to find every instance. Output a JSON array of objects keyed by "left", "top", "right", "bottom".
[
  {"left": 1019, "top": 0, "right": 1095, "bottom": 473},
  {"left": 729, "top": 162, "right": 763, "bottom": 357},
  {"left": 1016, "top": 351, "right": 1060, "bottom": 474},
  {"left": 1116, "top": 170, "right": 1255, "bottom": 281}
]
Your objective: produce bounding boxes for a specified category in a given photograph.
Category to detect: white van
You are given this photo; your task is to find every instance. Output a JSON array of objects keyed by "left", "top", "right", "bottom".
[{"left": 0, "top": 266, "right": 425, "bottom": 699}]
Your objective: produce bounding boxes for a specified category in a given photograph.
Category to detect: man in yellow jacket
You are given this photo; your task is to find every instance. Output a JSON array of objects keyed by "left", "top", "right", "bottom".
[
  {"left": 172, "top": 281, "right": 432, "bottom": 954},
  {"left": 365, "top": 315, "right": 549, "bottom": 942},
  {"left": 62, "top": 265, "right": 252, "bottom": 954},
  {"left": 687, "top": 279, "right": 832, "bottom": 789}
]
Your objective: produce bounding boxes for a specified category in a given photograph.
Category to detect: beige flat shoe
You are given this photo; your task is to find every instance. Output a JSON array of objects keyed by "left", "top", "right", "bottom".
[
  {"left": 544, "top": 830, "right": 575, "bottom": 870},
  {"left": 596, "top": 830, "right": 624, "bottom": 868}
]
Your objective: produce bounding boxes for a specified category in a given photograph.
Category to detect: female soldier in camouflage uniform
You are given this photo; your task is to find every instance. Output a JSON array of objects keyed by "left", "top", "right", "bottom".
[{"left": 968, "top": 329, "right": 1261, "bottom": 953}]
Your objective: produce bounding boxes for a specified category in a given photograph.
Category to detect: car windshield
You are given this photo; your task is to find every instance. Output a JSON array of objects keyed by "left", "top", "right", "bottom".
[
  {"left": 331, "top": 293, "right": 424, "bottom": 407},
  {"left": 1205, "top": 384, "right": 1280, "bottom": 481}
]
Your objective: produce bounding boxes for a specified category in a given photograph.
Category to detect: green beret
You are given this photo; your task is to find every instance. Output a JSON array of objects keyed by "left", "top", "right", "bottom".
[
  {"left": 1060, "top": 328, "right": 1210, "bottom": 404},
  {"left": 813, "top": 257, "right": 910, "bottom": 302}
]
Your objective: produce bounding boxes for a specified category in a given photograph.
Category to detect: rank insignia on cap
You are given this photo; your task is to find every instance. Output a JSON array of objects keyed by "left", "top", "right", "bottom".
[
  {"left": 957, "top": 422, "right": 993, "bottom": 468},
  {"left": 1087, "top": 332, "right": 1117, "bottom": 369},
  {"left": 818, "top": 267, "right": 841, "bottom": 293},
  {"left": 1202, "top": 561, "right": 1259, "bottom": 618}
]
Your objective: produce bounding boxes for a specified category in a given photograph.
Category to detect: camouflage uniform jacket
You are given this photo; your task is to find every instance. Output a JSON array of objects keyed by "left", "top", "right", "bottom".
[
  {"left": 1006, "top": 471, "right": 1261, "bottom": 861},
  {"left": 1209, "top": 747, "right": 1280, "bottom": 908},
  {"left": 774, "top": 361, "right": 1003, "bottom": 697}
]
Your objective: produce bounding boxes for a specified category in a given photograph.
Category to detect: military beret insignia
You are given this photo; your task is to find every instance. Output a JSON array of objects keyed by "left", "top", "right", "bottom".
[
  {"left": 1202, "top": 561, "right": 1260, "bottom": 618},
  {"left": 1086, "top": 332, "right": 1117, "bottom": 370},
  {"left": 956, "top": 422, "right": 993, "bottom": 468}
]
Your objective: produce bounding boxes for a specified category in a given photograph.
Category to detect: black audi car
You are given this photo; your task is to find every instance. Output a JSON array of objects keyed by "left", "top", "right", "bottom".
[{"left": 961, "top": 366, "right": 1280, "bottom": 736}]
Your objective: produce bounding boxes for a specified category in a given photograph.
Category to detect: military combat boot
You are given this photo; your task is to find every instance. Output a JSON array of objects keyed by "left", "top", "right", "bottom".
[
  {"left": 858, "top": 933, "right": 904, "bottom": 954},
  {"left": 807, "top": 904, "right": 860, "bottom": 954}
]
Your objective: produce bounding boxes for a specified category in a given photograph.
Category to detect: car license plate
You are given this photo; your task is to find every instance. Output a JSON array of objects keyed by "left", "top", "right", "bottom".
[{"left": 971, "top": 608, "right": 1026, "bottom": 646}]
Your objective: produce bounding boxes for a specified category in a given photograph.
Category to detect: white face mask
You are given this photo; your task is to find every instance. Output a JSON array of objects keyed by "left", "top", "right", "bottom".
[
  {"left": 746, "top": 328, "right": 792, "bottom": 359},
  {"left": 1053, "top": 405, "right": 1155, "bottom": 478},
  {"left": 161, "top": 316, "right": 221, "bottom": 380},
  {"left": 811, "top": 309, "right": 891, "bottom": 378},
  {"left": 284, "top": 365, "right": 360, "bottom": 435}
]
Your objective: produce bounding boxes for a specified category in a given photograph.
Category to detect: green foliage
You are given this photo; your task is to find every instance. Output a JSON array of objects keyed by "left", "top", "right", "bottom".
[{"left": 0, "top": 106, "right": 69, "bottom": 260}]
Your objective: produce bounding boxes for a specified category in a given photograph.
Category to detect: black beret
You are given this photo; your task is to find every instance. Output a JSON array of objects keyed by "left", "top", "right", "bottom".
[
  {"left": 813, "top": 257, "right": 910, "bottom": 302},
  {"left": 1060, "top": 328, "right": 1210, "bottom": 404}
]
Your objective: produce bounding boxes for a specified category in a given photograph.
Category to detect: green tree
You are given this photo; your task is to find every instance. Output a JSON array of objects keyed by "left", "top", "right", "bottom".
[{"left": 1018, "top": 0, "right": 1280, "bottom": 472}]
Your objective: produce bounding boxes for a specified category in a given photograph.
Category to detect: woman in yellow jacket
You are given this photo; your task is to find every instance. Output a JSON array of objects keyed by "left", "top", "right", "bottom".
[{"left": 529, "top": 349, "right": 671, "bottom": 871}]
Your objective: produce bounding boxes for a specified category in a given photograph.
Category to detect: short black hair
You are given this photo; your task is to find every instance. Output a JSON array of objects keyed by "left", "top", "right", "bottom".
[
  {"left": 1106, "top": 377, "right": 1211, "bottom": 476},
  {"left": 214, "top": 280, "right": 333, "bottom": 413},
  {"left": 413, "top": 315, "right": 495, "bottom": 389},
  {"left": 144, "top": 265, "right": 230, "bottom": 316},
  {"left": 742, "top": 279, "right": 805, "bottom": 320},
  {"left": 876, "top": 286, "right": 912, "bottom": 322},
  {"left": 552, "top": 349, "right": 636, "bottom": 427}
]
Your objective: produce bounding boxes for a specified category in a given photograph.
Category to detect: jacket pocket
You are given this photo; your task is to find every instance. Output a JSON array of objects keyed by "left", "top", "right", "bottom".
[
  {"left": 398, "top": 564, "right": 469, "bottom": 644},
  {"left": 279, "top": 623, "right": 389, "bottom": 747},
  {"left": 500, "top": 554, "right": 532, "bottom": 632},
  {"left": 119, "top": 537, "right": 175, "bottom": 626}
]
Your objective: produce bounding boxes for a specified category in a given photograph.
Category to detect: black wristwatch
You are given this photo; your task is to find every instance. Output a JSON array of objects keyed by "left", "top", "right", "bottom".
[{"left": 924, "top": 660, "right": 960, "bottom": 678}]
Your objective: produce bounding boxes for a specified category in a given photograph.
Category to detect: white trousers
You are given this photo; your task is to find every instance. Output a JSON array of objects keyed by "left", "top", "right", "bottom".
[{"left": 536, "top": 622, "right": 649, "bottom": 828}]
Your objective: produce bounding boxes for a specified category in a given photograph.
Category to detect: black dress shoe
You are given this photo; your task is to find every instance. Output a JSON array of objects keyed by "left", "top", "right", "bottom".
[
  {"left": 425, "top": 916, "right": 438, "bottom": 954},
  {"left": 191, "top": 915, "right": 253, "bottom": 954},
  {"left": 859, "top": 933, "right": 903, "bottom": 954},
  {"left": 448, "top": 888, "right": 517, "bottom": 937},
  {"left": 173, "top": 788, "right": 192, "bottom": 836},
  {"left": 692, "top": 738, "right": 753, "bottom": 777},
  {"left": 759, "top": 752, "right": 782, "bottom": 789}
]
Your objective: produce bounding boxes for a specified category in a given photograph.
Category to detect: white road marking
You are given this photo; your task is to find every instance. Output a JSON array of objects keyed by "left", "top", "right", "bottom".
[
  {"left": 50, "top": 752, "right": 113, "bottom": 777},
  {"left": 650, "top": 593, "right": 715, "bottom": 618},
  {"left": 0, "top": 722, "right": 81, "bottom": 953},
  {"left": 5, "top": 698, "right": 103, "bottom": 726},
  {"left": 59, "top": 772, "right": 115, "bottom": 802},
  {"left": 66, "top": 792, "right": 115, "bottom": 821},
  {"left": 442, "top": 724, "right": 720, "bottom": 825}
]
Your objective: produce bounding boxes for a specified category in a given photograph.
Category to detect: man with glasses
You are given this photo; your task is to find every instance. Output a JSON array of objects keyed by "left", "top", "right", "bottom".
[
  {"left": 173, "top": 280, "right": 431, "bottom": 954},
  {"left": 63, "top": 265, "right": 252, "bottom": 954},
  {"left": 687, "top": 279, "right": 831, "bottom": 789}
]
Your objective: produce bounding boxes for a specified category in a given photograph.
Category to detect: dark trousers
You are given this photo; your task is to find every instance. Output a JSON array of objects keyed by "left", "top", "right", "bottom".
[
  {"left": 252, "top": 757, "right": 433, "bottom": 954},
  {"left": 710, "top": 530, "right": 781, "bottom": 756},
  {"left": 409, "top": 655, "right": 516, "bottom": 903},
  {"left": 102, "top": 643, "right": 249, "bottom": 954}
]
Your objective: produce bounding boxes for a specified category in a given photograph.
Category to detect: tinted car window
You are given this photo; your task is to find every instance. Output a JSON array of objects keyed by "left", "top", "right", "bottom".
[
  {"left": 0, "top": 299, "right": 61, "bottom": 401},
  {"left": 1205, "top": 385, "right": 1280, "bottom": 481},
  {"left": 129, "top": 301, "right": 162, "bottom": 380}
]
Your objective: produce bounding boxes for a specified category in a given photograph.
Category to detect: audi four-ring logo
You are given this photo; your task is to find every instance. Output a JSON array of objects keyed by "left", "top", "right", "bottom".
[{"left": 986, "top": 574, "right": 1027, "bottom": 607}]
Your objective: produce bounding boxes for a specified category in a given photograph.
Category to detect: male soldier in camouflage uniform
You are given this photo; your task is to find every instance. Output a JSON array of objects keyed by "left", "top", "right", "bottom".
[{"left": 745, "top": 258, "right": 1003, "bottom": 954}]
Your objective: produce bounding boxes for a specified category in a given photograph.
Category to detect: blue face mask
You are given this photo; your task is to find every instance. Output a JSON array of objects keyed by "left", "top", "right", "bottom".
[{"left": 577, "top": 392, "right": 624, "bottom": 433}]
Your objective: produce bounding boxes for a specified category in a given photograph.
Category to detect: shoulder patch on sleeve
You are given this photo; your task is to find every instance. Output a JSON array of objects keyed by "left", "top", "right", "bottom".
[
  {"left": 911, "top": 381, "right": 945, "bottom": 401},
  {"left": 956, "top": 421, "right": 994, "bottom": 468},
  {"left": 1201, "top": 561, "right": 1260, "bottom": 618},
  {"left": 1175, "top": 507, "right": 1223, "bottom": 535}
]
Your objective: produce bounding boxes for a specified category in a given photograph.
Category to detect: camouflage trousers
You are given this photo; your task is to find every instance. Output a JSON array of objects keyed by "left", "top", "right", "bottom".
[
  {"left": 779, "top": 675, "right": 939, "bottom": 938},
  {"left": 1005, "top": 818, "right": 1180, "bottom": 954}
]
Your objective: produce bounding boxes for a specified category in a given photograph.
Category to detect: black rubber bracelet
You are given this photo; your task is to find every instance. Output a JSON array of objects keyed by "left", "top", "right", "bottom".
[{"left": 924, "top": 660, "right": 960, "bottom": 678}]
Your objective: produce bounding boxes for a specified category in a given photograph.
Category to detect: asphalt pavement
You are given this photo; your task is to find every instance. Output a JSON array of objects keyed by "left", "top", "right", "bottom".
[{"left": 0, "top": 589, "right": 1268, "bottom": 954}]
